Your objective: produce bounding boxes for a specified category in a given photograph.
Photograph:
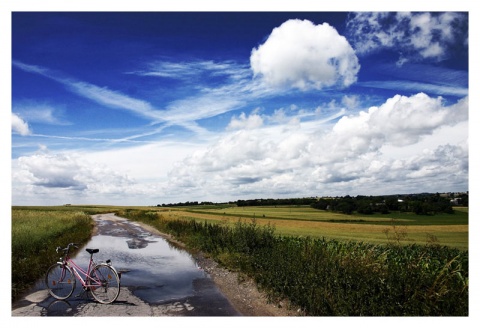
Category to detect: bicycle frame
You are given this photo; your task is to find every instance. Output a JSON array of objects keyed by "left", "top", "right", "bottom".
[{"left": 59, "top": 253, "right": 99, "bottom": 289}]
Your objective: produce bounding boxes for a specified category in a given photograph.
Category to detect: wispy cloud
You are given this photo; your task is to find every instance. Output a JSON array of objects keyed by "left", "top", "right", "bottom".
[
  {"left": 13, "top": 60, "right": 163, "bottom": 121},
  {"left": 129, "top": 60, "right": 250, "bottom": 83},
  {"left": 66, "top": 81, "right": 161, "bottom": 120},
  {"left": 11, "top": 61, "right": 51, "bottom": 76},
  {"left": 13, "top": 59, "right": 262, "bottom": 137},
  {"left": 13, "top": 102, "right": 71, "bottom": 126},
  {"left": 357, "top": 80, "right": 468, "bottom": 97}
]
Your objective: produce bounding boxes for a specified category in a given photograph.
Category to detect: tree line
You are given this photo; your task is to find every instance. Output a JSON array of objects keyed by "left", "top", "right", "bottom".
[
  {"left": 158, "top": 192, "right": 468, "bottom": 216},
  {"left": 310, "top": 194, "right": 461, "bottom": 215}
]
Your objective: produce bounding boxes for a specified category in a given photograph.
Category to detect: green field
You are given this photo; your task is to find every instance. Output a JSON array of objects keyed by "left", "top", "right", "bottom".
[
  {"left": 11, "top": 208, "right": 93, "bottom": 301},
  {"left": 118, "top": 207, "right": 469, "bottom": 315},
  {"left": 160, "top": 205, "right": 468, "bottom": 250}
]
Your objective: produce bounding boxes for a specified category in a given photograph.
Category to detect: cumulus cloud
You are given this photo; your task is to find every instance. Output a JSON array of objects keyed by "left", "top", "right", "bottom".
[
  {"left": 332, "top": 93, "right": 468, "bottom": 148},
  {"left": 12, "top": 113, "right": 32, "bottom": 136},
  {"left": 12, "top": 93, "right": 467, "bottom": 204},
  {"left": 164, "top": 93, "right": 468, "bottom": 199},
  {"left": 227, "top": 112, "right": 263, "bottom": 130},
  {"left": 346, "top": 12, "right": 468, "bottom": 63},
  {"left": 250, "top": 19, "right": 360, "bottom": 90},
  {"left": 12, "top": 149, "right": 137, "bottom": 203}
]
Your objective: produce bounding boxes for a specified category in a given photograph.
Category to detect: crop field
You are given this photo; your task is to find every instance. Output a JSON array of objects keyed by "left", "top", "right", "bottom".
[{"left": 158, "top": 205, "right": 468, "bottom": 250}]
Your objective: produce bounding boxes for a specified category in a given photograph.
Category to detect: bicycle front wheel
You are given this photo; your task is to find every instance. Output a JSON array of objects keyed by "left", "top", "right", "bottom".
[
  {"left": 88, "top": 264, "right": 120, "bottom": 304},
  {"left": 45, "top": 263, "right": 75, "bottom": 300}
]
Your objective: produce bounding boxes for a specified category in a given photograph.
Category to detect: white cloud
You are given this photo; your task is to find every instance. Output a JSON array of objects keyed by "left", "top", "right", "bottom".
[
  {"left": 12, "top": 113, "right": 32, "bottom": 136},
  {"left": 12, "top": 60, "right": 269, "bottom": 137},
  {"left": 332, "top": 93, "right": 468, "bottom": 147},
  {"left": 11, "top": 139, "right": 210, "bottom": 205},
  {"left": 227, "top": 112, "right": 263, "bottom": 130},
  {"left": 13, "top": 60, "right": 164, "bottom": 122},
  {"left": 164, "top": 93, "right": 468, "bottom": 200},
  {"left": 131, "top": 60, "right": 250, "bottom": 82},
  {"left": 346, "top": 12, "right": 468, "bottom": 63},
  {"left": 358, "top": 80, "right": 468, "bottom": 97},
  {"left": 13, "top": 102, "right": 71, "bottom": 125},
  {"left": 12, "top": 148, "right": 138, "bottom": 204},
  {"left": 67, "top": 81, "right": 160, "bottom": 120},
  {"left": 11, "top": 92, "right": 468, "bottom": 205},
  {"left": 250, "top": 19, "right": 360, "bottom": 90}
]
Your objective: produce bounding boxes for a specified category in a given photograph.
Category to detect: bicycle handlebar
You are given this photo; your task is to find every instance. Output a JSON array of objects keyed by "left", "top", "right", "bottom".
[{"left": 56, "top": 243, "right": 80, "bottom": 254}]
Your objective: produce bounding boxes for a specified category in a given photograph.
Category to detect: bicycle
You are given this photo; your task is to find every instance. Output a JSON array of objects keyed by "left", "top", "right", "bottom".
[{"left": 45, "top": 243, "right": 120, "bottom": 304}]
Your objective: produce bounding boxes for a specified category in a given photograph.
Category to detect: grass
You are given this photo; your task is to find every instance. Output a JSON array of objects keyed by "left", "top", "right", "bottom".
[
  {"left": 11, "top": 208, "right": 94, "bottom": 301},
  {"left": 118, "top": 210, "right": 468, "bottom": 316},
  {"left": 158, "top": 206, "right": 468, "bottom": 250}
]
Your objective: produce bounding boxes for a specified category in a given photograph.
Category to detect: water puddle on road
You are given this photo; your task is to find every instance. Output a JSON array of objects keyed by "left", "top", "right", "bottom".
[{"left": 73, "top": 227, "right": 207, "bottom": 304}]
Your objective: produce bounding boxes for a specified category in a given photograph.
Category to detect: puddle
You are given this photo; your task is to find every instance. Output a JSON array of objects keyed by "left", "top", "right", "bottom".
[{"left": 72, "top": 233, "right": 207, "bottom": 304}]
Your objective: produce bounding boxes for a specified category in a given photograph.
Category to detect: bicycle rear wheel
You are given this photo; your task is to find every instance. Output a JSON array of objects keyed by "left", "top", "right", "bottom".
[
  {"left": 45, "top": 263, "right": 75, "bottom": 300},
  {"left": 88, "top": 264, "right": 120, "bottom": 304}
]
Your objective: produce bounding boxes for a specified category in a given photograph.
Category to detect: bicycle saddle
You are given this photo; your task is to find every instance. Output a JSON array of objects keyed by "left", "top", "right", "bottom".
[{"left": 86, "top": 248, "right": 99, "bottom": 254}]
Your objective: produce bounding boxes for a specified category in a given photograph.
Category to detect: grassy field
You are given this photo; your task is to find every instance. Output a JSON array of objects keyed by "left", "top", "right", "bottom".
[
  {"left": 155, "top": 205, "right": 468, "bottom": 250},
  {"left": 11, "top": 208, "right": 94, "bottom": 301},
  {"left": 119, "top": 208, "right": 469, "bottom": 315}
]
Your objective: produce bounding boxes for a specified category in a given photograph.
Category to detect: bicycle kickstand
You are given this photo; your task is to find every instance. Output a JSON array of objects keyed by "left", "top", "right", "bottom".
[{"left": 74, "top": 287, "right": 90, "bottom": 299}]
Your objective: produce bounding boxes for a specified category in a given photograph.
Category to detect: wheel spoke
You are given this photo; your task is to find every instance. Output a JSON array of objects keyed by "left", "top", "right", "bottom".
[
  {"left": 88, "top": 264, "right": 120, "bottom": 304},
  {"left": 45, "top": 264, "right": 75, "bottom": 300}
]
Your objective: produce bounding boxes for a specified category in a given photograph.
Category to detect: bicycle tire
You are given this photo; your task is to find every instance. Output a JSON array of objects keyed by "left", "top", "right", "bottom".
[
  {"left": 88, "top": 264, "right": 120, "bottom": 304},
  {"left": 45, "top": 263, "right": 75, "bottom": 300}
]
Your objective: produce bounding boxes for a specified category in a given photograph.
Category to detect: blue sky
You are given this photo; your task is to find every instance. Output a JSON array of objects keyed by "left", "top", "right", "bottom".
[{"left": 9, "top": 7, "right": 472, "bottom": 206}]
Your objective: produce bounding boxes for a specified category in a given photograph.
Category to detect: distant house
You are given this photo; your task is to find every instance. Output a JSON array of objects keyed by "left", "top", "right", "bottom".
[{"left": 450, "top": 198, "right": 462, "bottom": 205}]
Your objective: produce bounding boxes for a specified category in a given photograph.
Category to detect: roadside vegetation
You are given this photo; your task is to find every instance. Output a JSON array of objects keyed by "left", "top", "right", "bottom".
[
  {"left": 11, "top": 207, "right": 96, "bottom": 301},
  {"left": 117, "top": 208, "right": 468, "bottom": 315}
]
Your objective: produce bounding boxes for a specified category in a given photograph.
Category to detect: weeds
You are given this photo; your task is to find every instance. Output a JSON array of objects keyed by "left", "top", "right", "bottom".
[
  {"left": 120, "top": 209, "right": 468, "bottom": 316},
  {"left": 12, "top": 209, "right": 93, "bottom": 301},
  {"left": 383, "top": 219, "right": 410, "bottom": 245}
]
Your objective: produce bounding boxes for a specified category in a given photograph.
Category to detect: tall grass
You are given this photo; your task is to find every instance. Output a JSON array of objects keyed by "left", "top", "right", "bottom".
[
  {"left": 119, "top": 209, "right": 468, "bottom": 316},
  {"left": 12, "top": 209, "right": 93, "bottom": 301}
]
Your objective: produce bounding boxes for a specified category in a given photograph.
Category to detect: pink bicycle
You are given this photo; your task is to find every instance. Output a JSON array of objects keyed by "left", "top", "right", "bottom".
[{"left": 45, "top": 243, "right": 120, "bottom": 304}]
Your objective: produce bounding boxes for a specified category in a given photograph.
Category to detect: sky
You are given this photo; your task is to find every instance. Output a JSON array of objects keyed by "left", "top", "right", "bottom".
[{"left": 7, "top": 5, "right": 473, "bottom": 206}]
